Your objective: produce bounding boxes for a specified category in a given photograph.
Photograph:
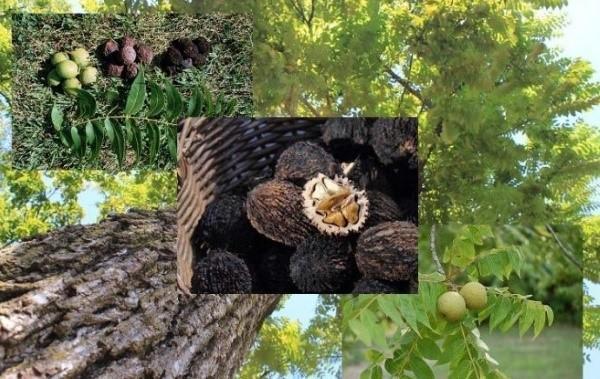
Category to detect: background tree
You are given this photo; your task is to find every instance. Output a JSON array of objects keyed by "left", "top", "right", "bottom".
[
  {"left": 0, "top": 209, "right": 281, "bottom": 377},
  {"left": 583, "top": 216, "right": 600, "bottom": 358},
  {"left": 178, "top": 0, "right": 600, "bottom": 225}
]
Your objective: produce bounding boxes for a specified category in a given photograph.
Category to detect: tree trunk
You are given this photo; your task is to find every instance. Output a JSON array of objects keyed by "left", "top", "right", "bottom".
[{"left": 0, "top": 209, "right": 281, "bottom": 378}]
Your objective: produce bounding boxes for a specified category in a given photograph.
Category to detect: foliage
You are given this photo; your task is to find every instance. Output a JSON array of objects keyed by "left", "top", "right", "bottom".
[
  {"left": 582, "top": 216, "right": 600, "bottom": 355},
  {"left": 239, "top": 295, "right": 341, "bottom": 379},
  {"left": 0, "top": 164, "right": 176, "bottom": 245},
  {"left": 175, "top": 0, "right": 600, "bottom": 225},
  {"left": 11, "top": 13, "right": 252, "bottom": 169},
  {"left": 51, "top": 74, "right": 235, "bottom": 166},
  {"left": 342, "top": 225, "right": 582, "bottom": 378}
]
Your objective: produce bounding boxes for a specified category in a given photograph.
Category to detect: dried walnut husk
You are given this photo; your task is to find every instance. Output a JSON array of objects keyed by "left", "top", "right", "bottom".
[
  {"left": 355, "top": 221, "right": 417, "bottom": 282},
  {"left": 302, "top": 174, "right": 369, "bottom": 236},
  {"left": 247, "top": 179, "right": 317, "bottom": 246}
]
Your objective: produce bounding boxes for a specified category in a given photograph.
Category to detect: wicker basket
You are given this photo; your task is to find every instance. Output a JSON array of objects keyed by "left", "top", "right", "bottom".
[{"left": 177, "top": 117, "right": 328, "bottom": 294}]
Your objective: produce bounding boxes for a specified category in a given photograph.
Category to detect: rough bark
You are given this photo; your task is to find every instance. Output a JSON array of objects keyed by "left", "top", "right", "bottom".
[{"left": 0, "top": 209, "right": 280, "bottom": 378}]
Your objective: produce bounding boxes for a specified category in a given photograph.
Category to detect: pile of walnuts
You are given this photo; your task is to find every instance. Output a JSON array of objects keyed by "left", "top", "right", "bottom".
[
  {"left": 160, "top": 37, "right": 211, "bottom": 75},
  {"left": 101, "top": 36, "right": 154, "bottom": 80},
  {"left": 191, "top": 118, "right": 418, "bottom": 294}
]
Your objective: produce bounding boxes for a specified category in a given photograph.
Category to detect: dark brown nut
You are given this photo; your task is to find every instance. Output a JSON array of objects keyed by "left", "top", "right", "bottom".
[
  {"left": 246, "top": 179, "right": 317, "bottom": 247},
  {"left": 124, "top": 63, "right": 138, "bottom": 80},
  {"left": 355, "top": 221, "right": 418, "bottom": 282},
  {"left": 135, "top": 43, "right": 154, "bottom": 65},
  {"left": 290, "top": 235, "right": 357, "bottom": 293},
  {"left": 274, "top": 141, "right": 339, "bottom": 184},
  {"left": 165, "top": 46, "right": 183, "bottom": 66},
  {"left": 193, "top": 194, "right": 260, "bottom": 256},
  {"left": 194, "top": 36, "right": 211, "bottom": 54},
  {"left": 121, "top": 35, "right": 136, "bottom": 48},
  {"left": 119, "top": 45, "right": 137, "bottom": 65},
  {"left": 174, "top": 37, "right": 200, "bottom": 59},
  {"left": 369, "top": 118, "right": 417, "bottom": 166},
  {"left": 192, "top": 249, "right": 252, "bottom": 293},
  {"left": 103, "top": 39, "right": 119, "bottom": 57},
  {"left": 321, "top": 118, "right": 369, "bottom": 147},
  {"left": 106, "top": 63, "right": 124, "bottom": 77},
  {"left": 365, "top": 190, "right": 404, "bottom": 227}
]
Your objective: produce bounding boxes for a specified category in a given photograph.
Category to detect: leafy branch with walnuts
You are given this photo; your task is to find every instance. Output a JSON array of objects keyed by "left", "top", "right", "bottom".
[{"left": 342, "top": 225, "right": 562, "bottom": 379}]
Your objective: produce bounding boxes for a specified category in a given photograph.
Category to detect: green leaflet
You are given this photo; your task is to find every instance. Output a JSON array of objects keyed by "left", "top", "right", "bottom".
[
  {"left": 187, "top": 87, "right": 203, "bottom": 117},
  {"left": 112, "top": 122, "right": 125, "bottom": 166},
  {"left": 70, "top": 126, "right": 81, "bottom": 153},
  {"left": 167, "top": 126, "right": 177, "bottom": 161},
  {"left": 77, "top": 90, "right": 96, "bottom": 118},
  {"left": 148, "top": 124, "right": 160, "bottom": 163},
  {"left": 147, "top": 81, "right": 166, "bottom": 117},
  {"left": 85, "top": 121, "right": 95, "bottom": 145},
  {"left": 126, "top": 119, "right": 142, "bottom": 162},
  {"left": 104, "top": 118, "right": 115, "bottom": 143},
  {"left": 50, "top": 104, "right": 63, "bottom": 131},
  {"left": 164, "top": 80, "right": 183, "bottom": 121},
  {"left": 124, "top": 69, "right": 146, "bottom": 115}
]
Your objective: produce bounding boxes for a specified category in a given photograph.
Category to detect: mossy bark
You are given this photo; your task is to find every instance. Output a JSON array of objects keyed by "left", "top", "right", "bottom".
[{"left": 0, "top": 209, "right": 280, "bottom": 378}]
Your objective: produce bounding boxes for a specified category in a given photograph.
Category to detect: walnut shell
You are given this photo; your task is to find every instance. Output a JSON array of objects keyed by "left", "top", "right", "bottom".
[
  {"left": 174, "top": 37, "right": 200, "bottom": 59},
  {"left": 124, "top": 63, "right": 138, "bottom": 80},
  {"left": 192, "top": 249, "right": 252, "bottom": 293},
  {"left": 121, "top": 35, "right": 136, "bottom": 48},
  {"left": 321, "top": 118, "right": 369, "bottom": 146},
  {"left": 165, "top": 46, "right": 183, "bottom": 66},
  {"left": 106, "top": 63, "right": 124, "bottom": 77},
  {"left": 275, "top": 141, "right": 339, "bottom": 184},
  {"left": 369, "top": 118, "right": 417, "bottom": 167},
  {"left": 355, "top": 221, "right": 417, "bottom": 281},
  {"left": 103, "top": 39, "right": 119, "bottom": 57},
  {"left": 119, "top": 46, "right": 137, "bottom": 65},
  {"left": 135, "top": 43, "right": 154, "bottom": 65},
  {"left": 194, "top": 36, "right": 211, "bottom": 54},
  {"left": 246, "top": 179, "right": 317, "bottom": 247},
  {"left": 365, "top": 190, "right": 404, "bottom": 227},
  {"left": 290, "top": 235, "right": 357, "bottom": 293}
]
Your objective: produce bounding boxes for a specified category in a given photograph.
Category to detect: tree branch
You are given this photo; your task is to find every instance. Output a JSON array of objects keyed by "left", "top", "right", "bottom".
[
  {"left": 546, "top": 225, "right": 582, "bottom": 270},
  {"left": 430, "top": 224, "right": 446, "bottom": 276},
  {"left": 386, "top": 68, "right": 432, "bottom": 108}
]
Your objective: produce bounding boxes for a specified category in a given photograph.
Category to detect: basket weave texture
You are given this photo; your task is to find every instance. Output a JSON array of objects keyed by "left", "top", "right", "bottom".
[{"left": 177, "top": 117, "right": 327, "bottom": 294}]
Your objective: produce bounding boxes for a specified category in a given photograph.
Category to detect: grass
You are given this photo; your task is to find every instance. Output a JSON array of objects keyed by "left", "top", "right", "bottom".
[
  {"left": 344, "top": 324, "right": 582, "bottom": 379},
  {"left": 11, "top": 13, "right": 253, "bottom": 170}
]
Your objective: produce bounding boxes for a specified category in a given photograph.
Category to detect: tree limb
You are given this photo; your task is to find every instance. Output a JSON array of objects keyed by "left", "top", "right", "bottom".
[
  {"left": 386, "top": 68, "right": 432, "bottom": 108},
  {"left": 545, "top": 224, "right": 582, "bottom": 271}
]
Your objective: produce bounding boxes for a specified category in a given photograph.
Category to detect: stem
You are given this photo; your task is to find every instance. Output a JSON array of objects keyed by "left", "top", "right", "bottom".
[
  {"left": 460, "top": 324, "right": 482, "bottom": 378},
  {"left": 430, "top": 224, "right": 446, "bottom": 276},
  {"left": 72, "top": 115, "right": 176, "bottom": 128},
  {"left": 546, "top": 225, "right": 582, "bottom": 270}
]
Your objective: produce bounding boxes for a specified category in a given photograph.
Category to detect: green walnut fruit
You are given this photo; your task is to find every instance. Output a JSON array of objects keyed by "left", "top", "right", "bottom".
[
  {"left": 55, "top": 60, "right": 79, "bottom": 79},
  {"left": 460, "top": 282, "right": 488, "bottom": 310},
  {"left": 70, "top": 47, "right": 90, "bottom": 67},
  {"left": 47, "top": 69, "right": 61, "bottom": 86},
  {"left": 79, "top": 67, "right": 98, "bottom": 85},
  {"left": 62, "top": 78, "right": 82, "bottom": 96},
  {"left": 437, "top": 291, "right": 467, "bottom": 322},
  {"left": 51, "top": 52, "right": 69, "bottom": 66}
]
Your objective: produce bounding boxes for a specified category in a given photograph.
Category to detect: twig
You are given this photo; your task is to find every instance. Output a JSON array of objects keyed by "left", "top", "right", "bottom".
[
  {"left": 386, "top": 67, "right": 432, "bottom": 108},
  {"left": 546, "top": 225, "right": 582, "bottom": 270},
  {"left": 430, "top": 224, "right": 446, "bottom": 276}
]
